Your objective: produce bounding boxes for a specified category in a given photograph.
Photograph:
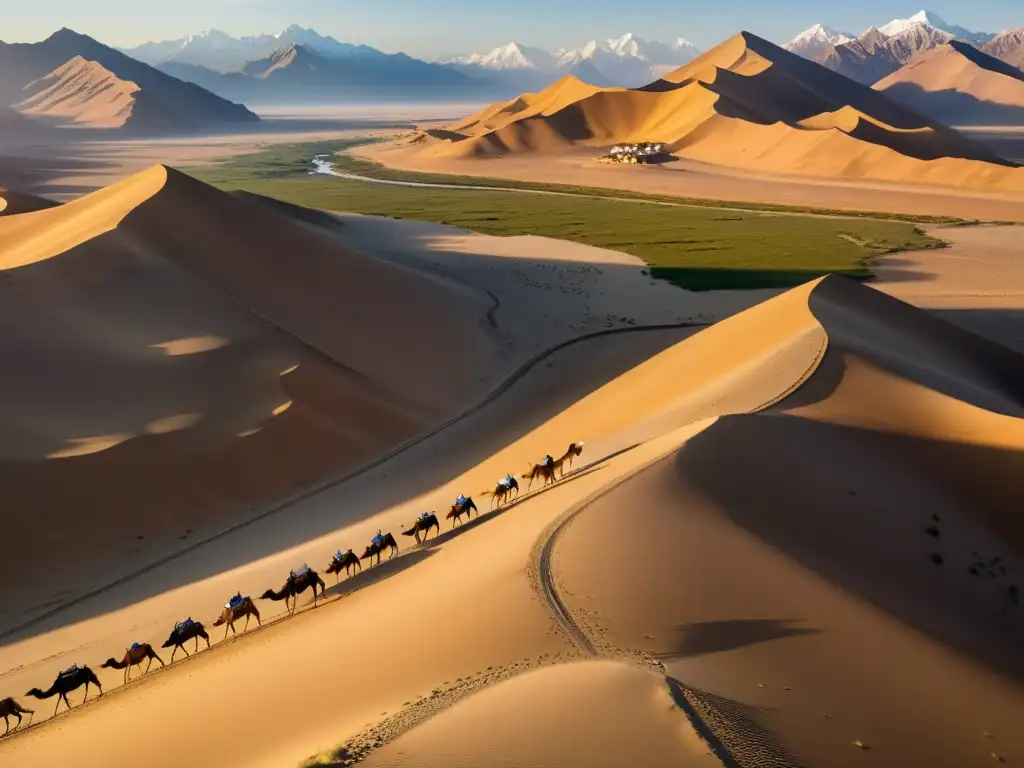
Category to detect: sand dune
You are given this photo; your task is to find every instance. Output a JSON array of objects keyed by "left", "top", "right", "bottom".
[
  {"left": 0, "top": 166, "right": 501, "bottom": 626},
  {"left": 0, "top": 185, "right": 57, "bottom": 215},
  {"left": 2, "top": 255, "right": 1023, "bottom": 766},
  {"left": 411, "top": 31, "right": 1024, "bottom": 193},
  {"left": 15, "top": 56, "right": 141, "bottom": 129},
  {"left": 875, "top": 41, "right": 1024, "bottom": 126}
]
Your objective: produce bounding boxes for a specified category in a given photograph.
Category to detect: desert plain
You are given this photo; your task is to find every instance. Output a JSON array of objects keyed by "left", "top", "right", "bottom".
[{"left": 0, "top": 17, "right": 1023, "bottom": 768}]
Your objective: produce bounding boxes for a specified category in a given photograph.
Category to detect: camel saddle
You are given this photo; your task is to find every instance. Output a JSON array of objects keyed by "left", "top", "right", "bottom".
[
  {"left": 59, "top": 664, "right": 81, "bottom": 678},
  {"left": 289, "top": 564, "right": 311, "bottom": 581},
  {"left": 226, "top": 595, "right": 246, "bottom": 610},
  {"left": 175, "top": 618, "right": 195, "bottom": 631},
  {"left": 129, "top": 642, "right": 141, "bottom": 651}
]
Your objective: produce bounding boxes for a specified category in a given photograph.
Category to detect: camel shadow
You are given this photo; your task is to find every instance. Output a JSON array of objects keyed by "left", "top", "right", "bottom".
[
  {"left": 319, "top": 548, "right": 436, "bottom": 602},
  {"left": 657, "top": 619, "right": 821, "bottom": 660},
  {"left": 410, "top": 442, "right": 637, "bottom": 550}
]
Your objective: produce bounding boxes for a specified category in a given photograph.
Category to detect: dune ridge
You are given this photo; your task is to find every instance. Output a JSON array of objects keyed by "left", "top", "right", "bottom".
[
  {"left": 15, "top": 56, "right": 141, "bottom": 129},
  {"left": 875, "top": 41, "right": 1024, "bottom": 125},
  {"left": 0, "top": 165, "right": 500, "bottom": 620},
  {"left": 413, "top": 31, "right": 1024, "bottom": 192}
]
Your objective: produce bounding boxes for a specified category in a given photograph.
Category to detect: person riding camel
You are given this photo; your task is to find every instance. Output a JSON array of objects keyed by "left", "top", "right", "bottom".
[
  {"left": 334, "top": 549, "right": 348, "bottom": 562},
  {"left": 504, "top": 473, "right": 516, "bottom": 486},
  {"left": 227, "top": 592, "right": 244, "bottom": 610},
  {"left": 371, "top": 529, "right": 384, "bottom": 548},
  {"left": 455, "top": 493, "right": 468, "bottom": 509},
  {"left": 418, "top": 510, "right": 432, "bottom": 522},
  {"left": 498, "top": 475, "right": 511, "bottom": 488},
  {"left": 541, "top": 454, "right": 553, "bottom": 467}
]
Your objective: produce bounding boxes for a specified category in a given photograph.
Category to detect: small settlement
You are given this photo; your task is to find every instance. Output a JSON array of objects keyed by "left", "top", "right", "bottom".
[{"left": 599, "top": 142, "right": 668, "bottom": 164}]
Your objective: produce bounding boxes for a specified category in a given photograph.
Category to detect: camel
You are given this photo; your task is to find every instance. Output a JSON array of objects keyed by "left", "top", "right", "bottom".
[
  {"left": 361, "top": 532, "right": 399, "bottom": 565},
  {"left": 0, "top": 697, "right": 33, "bottom": 735},
  {"left": 326, "top": 550, "right": 362, "bottom": 583},
  {"left": 446, "top": 497, "right": 478, "bottom": 528},
  {"left": 486, "top": 477, "right": 520, "bottom": 509},
  {"left": 212, "top": 595, "right": 261, "bottom": 639},
  {"left": 560, "top": 441, "right": 585, "bottom": 475},
  {"left": 522, "top": 461, "right": 556, "bottom": 490},
  {"left": 260, "top": 567, "right": 327, "bottom": 614},
  {"left": 523, "top": 442, "right": 585, "bottom": 489},
  {"left": 26, "top": 665, "right": 102, "bottom": 715},
  {"left": 402, "top": 513, "right": 440, "bottom": 544},
  {"left": 101, "top": 642, "right": 165, "bottom": 684},
  {"left": 161, "top": 619, "right": 211, "bottom": 662}
]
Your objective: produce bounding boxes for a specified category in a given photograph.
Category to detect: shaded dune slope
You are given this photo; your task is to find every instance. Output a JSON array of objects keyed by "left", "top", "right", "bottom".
[
  {"left": 424, "top": 32, "right": 1024, "bottom": 191},
  {"left": 0, "top": 167, "right": 497, "bottom": 613},
  {"left": 875, "top": 41, "right": 1024, "bottom": 126},
  {"left": 552, "top": 274, "right": 1024, "bottom": 767}
]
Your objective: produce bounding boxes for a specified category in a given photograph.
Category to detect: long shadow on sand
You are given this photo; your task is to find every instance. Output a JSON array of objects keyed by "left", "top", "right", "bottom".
[
  {"left": 0, "top": 214, "right": 979, "bottom": 652},
  {"left": 673, "top": 413, "right": 1024, "bottom": 684},
  {"left": 658, "top": 619, "right": 822, "bottom": 659}
]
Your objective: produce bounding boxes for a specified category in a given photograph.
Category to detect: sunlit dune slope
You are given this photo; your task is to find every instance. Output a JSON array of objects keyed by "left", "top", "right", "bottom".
[
  {"left": 0, "top": 166, "right": 497, "bottom": 612},
  {"left": 552, "top": 274, "right": 1024, "bottom": 768},
  {"left": 15, "top": 56, "right": 140, "bottom": 129},
  {"left": 420, "top": 32, "right": 1024, "bottom": 192},
  {"left": 875, "top": 40, "right": 1024, "bottom": 125}
]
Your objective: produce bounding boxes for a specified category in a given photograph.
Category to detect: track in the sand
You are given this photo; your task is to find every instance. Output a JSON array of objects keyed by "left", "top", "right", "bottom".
[{"left": 1, "top": 319, "right": 708, "bottom": 643}]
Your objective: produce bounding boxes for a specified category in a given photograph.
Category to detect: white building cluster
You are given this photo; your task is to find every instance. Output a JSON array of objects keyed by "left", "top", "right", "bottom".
[{"left": 602, "top": 142, "right": 667, "bottom": 163}]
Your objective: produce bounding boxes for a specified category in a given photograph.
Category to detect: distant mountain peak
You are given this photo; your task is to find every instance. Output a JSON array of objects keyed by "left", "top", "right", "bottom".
[
  {"left": 877, "top": 10, "right": 993, "bottom": 45},
  {"left": 785, "top": 23, "right": 854, "bottom": 57}
]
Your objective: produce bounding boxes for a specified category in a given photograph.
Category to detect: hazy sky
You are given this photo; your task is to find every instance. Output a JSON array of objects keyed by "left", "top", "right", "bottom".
[{"left": 3, "top": 1, "right": 1020, "bottom": 58}]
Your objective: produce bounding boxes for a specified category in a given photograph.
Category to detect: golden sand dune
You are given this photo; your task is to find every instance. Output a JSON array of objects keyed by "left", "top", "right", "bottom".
[
  {"left": 15, "top": 56, "right": 139, "bottom": 129},
  {"left": 3, "top": 258, "right": 1024, "bottom": 766},
  {"left": 549, "top": 276, "right": 1024, "bottom": 767},
  {"left": 421, "top": 31, "right": 1024, "bottom": 192},
  {"left": 875, "top": 41, "right": 1024, "bottom": 125},
  {"left": 0, "top": 166, "right": 499, "bottom": 606}
]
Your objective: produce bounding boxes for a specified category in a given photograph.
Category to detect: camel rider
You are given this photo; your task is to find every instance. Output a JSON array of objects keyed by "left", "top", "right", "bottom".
[
  {"left": 334, "top": 549, "right": 346, "bottom": 562},
  {"left": 227, "top": 592, "right": 244, "bottom": 609},
  {"left": 372, "top": 530, "right": 384, "bottom": 548},
  {"left": 418, "top": 511, "right": 432, "bottom": 523},
  {"left": 541, "top": 454, "right": 553, "bottom": 467},
  {"left": 504, "top": 473, "right": 516, "bottom": 487},
  {"left": 455, "top": 493, "right": 468, "bottom": 509},
  {"left": 498, "top": 476, "right": 511, "bottom": 489}
]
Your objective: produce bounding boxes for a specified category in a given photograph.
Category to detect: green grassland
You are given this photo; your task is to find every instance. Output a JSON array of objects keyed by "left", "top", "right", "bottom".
[{"left": 189, "top": 139, "right": 948, "bottom": 291}]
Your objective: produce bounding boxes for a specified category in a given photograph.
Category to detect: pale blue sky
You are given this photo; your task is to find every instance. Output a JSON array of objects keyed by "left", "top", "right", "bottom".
[{"left": 3, "top": 1, "right": 1019, "bottom": 58}]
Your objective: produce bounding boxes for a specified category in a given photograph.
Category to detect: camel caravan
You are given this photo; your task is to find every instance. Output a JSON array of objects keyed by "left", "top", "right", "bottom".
[{"left": 1, "top": 442, "right": 585, "bottom": 732}]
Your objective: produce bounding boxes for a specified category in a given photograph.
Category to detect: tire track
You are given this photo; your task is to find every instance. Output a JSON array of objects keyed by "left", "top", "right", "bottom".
[{"left": 1, "top": 320, "right": 707, "bottom": 641}]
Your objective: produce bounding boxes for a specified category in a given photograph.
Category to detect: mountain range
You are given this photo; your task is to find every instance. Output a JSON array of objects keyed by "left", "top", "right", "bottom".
[
  {"left": 443, "top": 33, "right": 701, "bottom": 90},
  {"left": 784, "top": 11, "right": 1021, "bottom": 86},
  {"left": 120, "top": 25, "right": 481, "bottom": 103},
  {"left": 0, "top": 28, "right": 257, "bottom": 132}
]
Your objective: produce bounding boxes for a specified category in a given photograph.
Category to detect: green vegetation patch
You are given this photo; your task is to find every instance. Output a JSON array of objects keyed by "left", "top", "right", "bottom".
[{"left": 191, "top": 139, "right": 946, "bottom": 291}]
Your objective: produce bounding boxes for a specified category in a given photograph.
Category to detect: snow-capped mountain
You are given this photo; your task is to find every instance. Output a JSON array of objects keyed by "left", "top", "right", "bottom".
[
  {"left": 444, "top": 42, "right": 555, "bottom": 70},
  {"left": 876, "top": 10, "right": 993, "bottom": 46},
  {"left": 446, "top": 33, "right": 700, "bottom": 90},
  {"left": 982, "top": 27, "right": 1024, "bottom": 68},
  {"left": 121, "top": 25, "right": 383, "bottom": 72},
  {"left": 785, "top": 24, "right": 854, "bottom": 58}
]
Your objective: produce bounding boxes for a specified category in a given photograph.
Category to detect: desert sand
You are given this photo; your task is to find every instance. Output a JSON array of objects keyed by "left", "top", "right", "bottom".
[
  {"left": 0, "top": 257, "right": 1020, "bottom": 766},
  {"left": 393, "top": 32, "right": 1024, "bottom": 196},
  {"left": 875, "top": 41, "right": 1024, "bottom": 126},
  {"left": 1, "top": 95, "right": 1023, "bottom": 767},
  {"left": 15, "top": 56, "right": 141, "bottom": 129}
]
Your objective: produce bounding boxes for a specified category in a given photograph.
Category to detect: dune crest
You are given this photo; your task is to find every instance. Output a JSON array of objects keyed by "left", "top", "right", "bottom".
[
  {"left": 875, "top": 40, "right": 1024, "bottom": 125},
  {"left": 416, "top": 31, "right": 1024, "bottom": 192}
]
